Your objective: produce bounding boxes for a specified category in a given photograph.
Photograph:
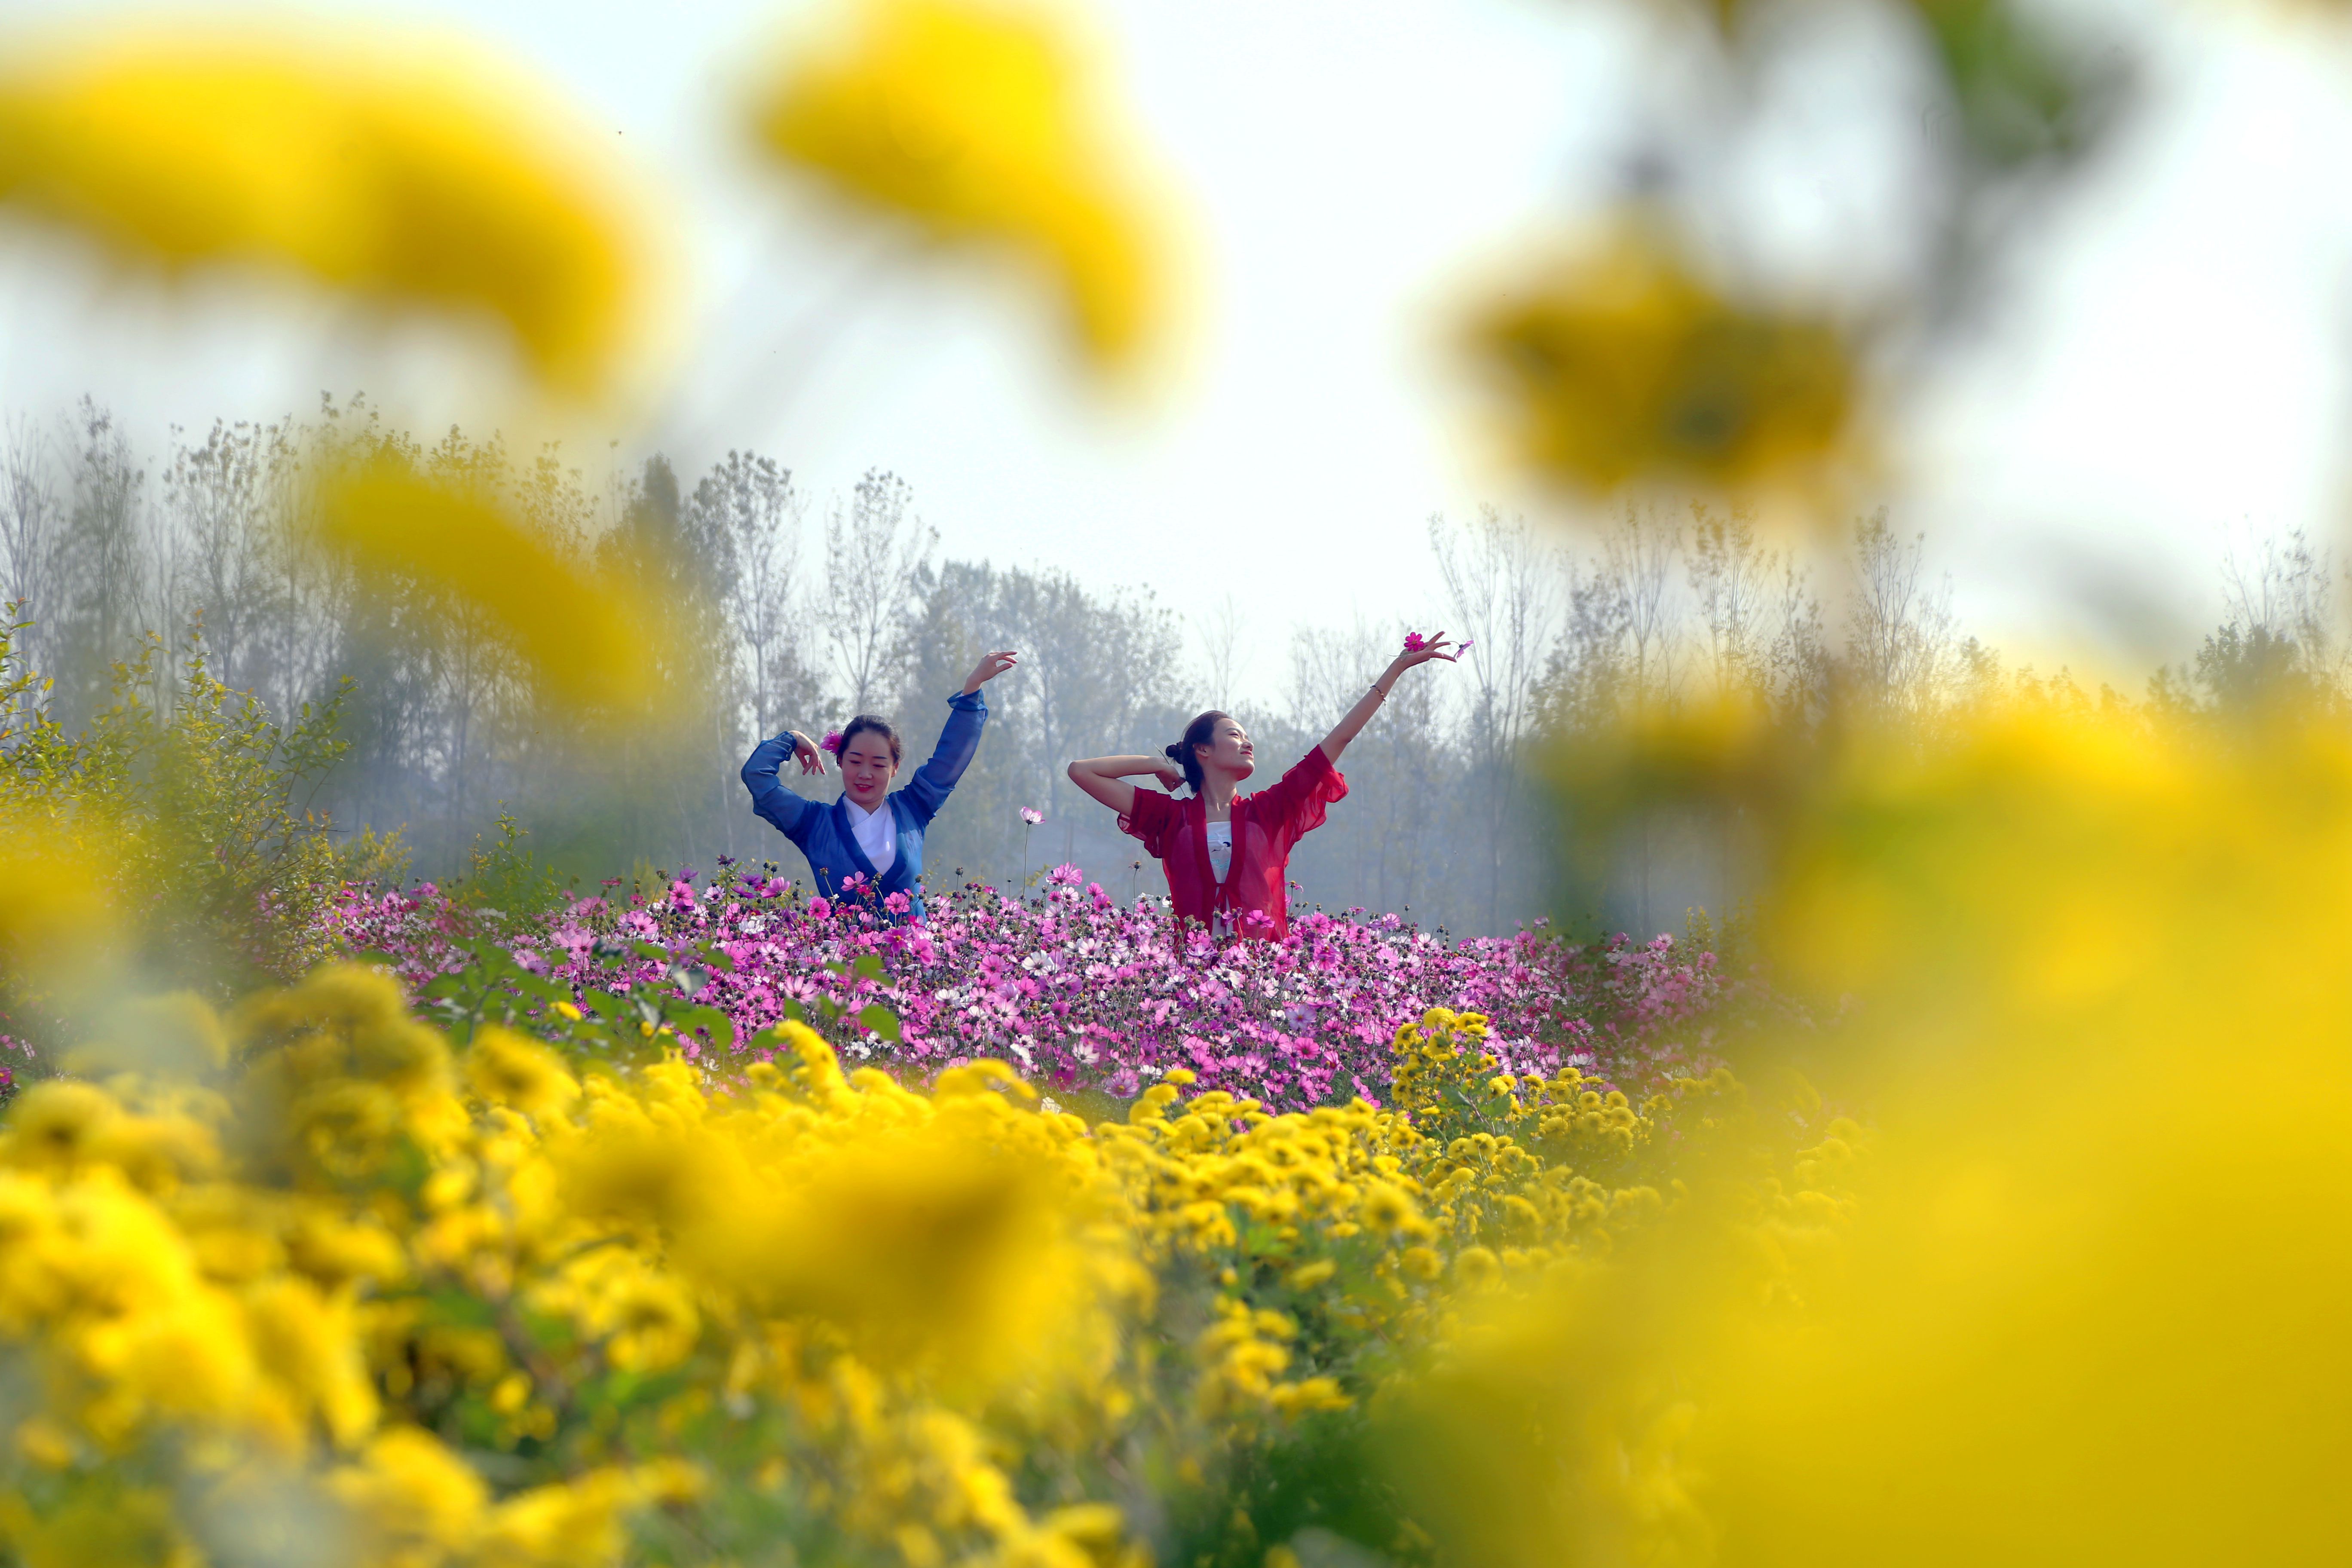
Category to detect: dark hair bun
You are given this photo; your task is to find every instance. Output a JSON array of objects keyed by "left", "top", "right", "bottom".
[{"left": 1163, "top": 743, "right": 1184, "bottom": 763}]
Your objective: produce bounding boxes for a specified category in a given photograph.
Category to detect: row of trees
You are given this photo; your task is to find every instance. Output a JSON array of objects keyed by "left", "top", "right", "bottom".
[{"left": 3, "top": 399, "right": 2320, "bottom": 935}]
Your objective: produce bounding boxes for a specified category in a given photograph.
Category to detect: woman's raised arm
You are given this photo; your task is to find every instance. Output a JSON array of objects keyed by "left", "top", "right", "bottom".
[
  {"left": 899, "top": 650, "right": 1020, "bottom": 826},
  {"left": 741, "top": 729, "right": 831, "bottom": 839},
  {"left": 1067, "top": 754, "right": 1184, "bottom": 817},
  {"left": 1320, "top": 632, "right": 1458, "bottom": 763}
]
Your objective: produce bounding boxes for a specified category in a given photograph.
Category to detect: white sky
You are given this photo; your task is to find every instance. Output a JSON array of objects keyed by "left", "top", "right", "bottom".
[{"left": 3, "top": 0, "right": 2351, "bottom": 699}]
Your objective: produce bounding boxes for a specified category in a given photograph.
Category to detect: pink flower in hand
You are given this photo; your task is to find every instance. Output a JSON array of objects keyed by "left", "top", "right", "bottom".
[
  {"left": 1403, "top": 631, "right": 1428, "bottom": 652},
  {"left": 1456, "top": 637, "right": 1474, "bottom": 653},
  {"left": 1020, "top": 807, "right": 1044, "bottom": 825}
]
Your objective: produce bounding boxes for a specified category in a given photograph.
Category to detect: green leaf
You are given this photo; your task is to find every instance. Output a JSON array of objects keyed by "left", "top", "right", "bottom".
[
  {"left": 507, "top": 971, "right": 560, "bottom": 1001},
  {"left": 631, "top": 941, "right": 671, "bottom": 964},
  {"left": 676, "top": 1004, "right": 736, "bottom": 1049},
  {"left": 858, "top": 1003, "right": 901, "bottom": 1043},
  {"left": 696, "top": 943, "right": 736, "bottom": 974}
]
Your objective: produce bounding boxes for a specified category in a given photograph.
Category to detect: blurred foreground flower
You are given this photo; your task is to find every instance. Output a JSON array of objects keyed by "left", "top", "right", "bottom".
[
  {"left": 1465, "top": 227, "right": 1859, "bottom": 502},
  {"left": 751, "top": 0, "right": 1162, "bottom": 369},
  {"left": 0, "top": 829, "right": 119, "bottom": 1000},
  {"left": 0, "top": 29, "right": 648, "bottom": 396},
  {"left": 1403, "top": 698, "right": 2352, "bottom": 1565},
  {"left": 314, "top": 459, "right": 666, "bottom": 720}
]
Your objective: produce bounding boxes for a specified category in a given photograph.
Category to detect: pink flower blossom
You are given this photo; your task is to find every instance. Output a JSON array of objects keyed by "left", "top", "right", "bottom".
[
  {"left": 1020, "top": 807, "right": 1044, "bottom": 825},
  {"left": 820, "top": 730, "right": 843, "bottom": 756},
  {"left": 316, "top": 867, "right": 1780, "bottom": 1114},
  {"left": 1402, "top": 631, "right": 1428, "bottom": 652}
]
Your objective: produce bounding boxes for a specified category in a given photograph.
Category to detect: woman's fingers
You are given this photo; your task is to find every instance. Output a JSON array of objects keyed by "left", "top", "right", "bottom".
[{"left": 969, "top": 649, "right": 1020, "bottom": 686}]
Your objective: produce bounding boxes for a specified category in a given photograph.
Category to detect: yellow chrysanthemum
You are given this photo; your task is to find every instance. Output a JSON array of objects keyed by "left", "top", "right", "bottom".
[
  {"left": 1466, "top": 226, "right": 1858, "bottom": 499},
  {"left": 0, "top": 30, "right": 647, "bottom": 395},
  {"left": 751, "top": 0, "right": 1160, "bottom": 368},
  {"left": 465, "top": 1026, "right": 581, "bottom": 1121},
  {"left": 0, "top": 829, "right": 119, "bottom": 994},
  {"left": 312, "top": 458, "right": 665, "bottom": 721}
]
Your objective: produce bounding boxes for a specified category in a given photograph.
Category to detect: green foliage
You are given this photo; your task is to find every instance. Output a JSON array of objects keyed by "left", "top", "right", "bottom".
[
  {"left": 0, "top": 609, "right": 405, "bottom": 1003},
  {"left": 448, "top": 806, "right": 573, "bottom": 928}
]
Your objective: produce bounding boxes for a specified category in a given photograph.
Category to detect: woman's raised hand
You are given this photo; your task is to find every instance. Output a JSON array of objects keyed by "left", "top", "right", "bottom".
[
  {"left": 1155, "top": 757, "right": 1186, "bottom": 790},
  {"left": 961, "top": 649, "right": 1020, "bottom": 694},
  {"left": 1397, "top": 630, "right": 1460, "bottom": 668},
  {"left": 788, "top": 731, "right": 828, "bottom": 776}
]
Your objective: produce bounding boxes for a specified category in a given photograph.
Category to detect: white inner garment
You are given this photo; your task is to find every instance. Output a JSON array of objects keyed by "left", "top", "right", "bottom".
[
  {"left": 844, "top": 796, "right": 897, "bottom": 876},
  {"left": 1205, "top": 818, "right": 1233, "bottom": 884}
]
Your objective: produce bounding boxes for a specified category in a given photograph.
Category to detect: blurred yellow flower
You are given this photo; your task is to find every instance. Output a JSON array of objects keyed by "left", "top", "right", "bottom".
[
  {"left": 0, "top": 30, "right": 646, "bottom": 396},
  {"left": 0, "top": 829, "right": 119, "bottom": 995},
  {"left": 313, "top": 458, "right": 664, "bottom": 721},
  {"left": 1406, "top": 699, "right": 2352, "bottom": 1567},
  {"left": 1465, "top": 227, "right": 1859, "bottom": 499},
  {"left": 329, "top": 1425, "right": 488, "bottom": 1562},
  {"left": 751, "top": 0, "right": 1161, "bottom": 368},
  {"left": 466, "top": 1026, "right": 581, "bottom": 1121}
]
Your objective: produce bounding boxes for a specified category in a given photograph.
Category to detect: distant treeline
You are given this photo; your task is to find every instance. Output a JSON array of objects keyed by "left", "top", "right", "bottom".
[{"left": 1, "top": 398, "right": 2325, "bottom": 936}]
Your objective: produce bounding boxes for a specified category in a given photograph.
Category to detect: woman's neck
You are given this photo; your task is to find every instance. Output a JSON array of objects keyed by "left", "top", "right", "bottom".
[{"left": 1200, "top": 774, "right": 1240, "bottom": 815}]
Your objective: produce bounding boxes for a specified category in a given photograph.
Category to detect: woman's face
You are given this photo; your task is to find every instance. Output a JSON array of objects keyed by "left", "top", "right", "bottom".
[
  {"left": 1196, "top": 717, "right": 1256, "bottom": 781},
  {"left": 839, "top": 734, "right": 898, "bottom": 809}
]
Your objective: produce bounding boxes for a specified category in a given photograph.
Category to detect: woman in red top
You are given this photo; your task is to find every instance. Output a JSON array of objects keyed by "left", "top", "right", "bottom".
[{"left": 1066, "top": 633, "right": 1458, "bottom": 939}]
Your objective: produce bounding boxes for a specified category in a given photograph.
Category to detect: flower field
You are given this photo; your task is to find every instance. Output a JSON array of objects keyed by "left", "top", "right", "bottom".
[
  {"left": 325, "top": 869, "right": 1770, "bottom": 1113},
  {"left": 0, "top": 922, "right": 1806, "bottom": 1568},
  {"left": 8, "top": 699, "right": 2352, "bottom": 1565},
  {"left": 5, "top": 0, "right": 2352, "bottom": 1558}
]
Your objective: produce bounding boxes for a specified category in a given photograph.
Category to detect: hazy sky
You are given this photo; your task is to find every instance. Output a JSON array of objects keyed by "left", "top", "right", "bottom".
[{"left": 3, "top": 0, "right": 2349, "bottom": 701}]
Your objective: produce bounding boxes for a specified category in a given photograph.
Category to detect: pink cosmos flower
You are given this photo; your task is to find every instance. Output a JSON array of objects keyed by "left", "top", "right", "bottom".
[
  {"left": 1402, "top": 631, "right": 1428, "bottom": 652},
  {"left": 820, "top": 730, "right": 843, "bottom": 756},
  {"left": 1020, "top": 806, "right": 1043, "bottom": 825}
]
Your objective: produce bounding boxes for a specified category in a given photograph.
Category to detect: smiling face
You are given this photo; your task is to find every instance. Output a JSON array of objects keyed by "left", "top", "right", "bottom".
[
  {"left": 1194, "top": 717, "right": 1256, "bottom": 783},
  {"left": 839, "top": 733, "right": 899, "bottom": 809}
]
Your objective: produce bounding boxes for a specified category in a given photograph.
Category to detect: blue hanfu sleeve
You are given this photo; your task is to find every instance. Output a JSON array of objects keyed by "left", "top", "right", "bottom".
[
  {"left": 741, "top": 733, "right": 817, "bottom": 842},
  {"left": 896, "top": 690, "right": 988, "bottom": 827}
]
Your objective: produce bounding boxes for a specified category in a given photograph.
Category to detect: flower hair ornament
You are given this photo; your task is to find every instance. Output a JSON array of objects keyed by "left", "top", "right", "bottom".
[{"left": 820, "top": 730, "right": 844, "bottom": 756}]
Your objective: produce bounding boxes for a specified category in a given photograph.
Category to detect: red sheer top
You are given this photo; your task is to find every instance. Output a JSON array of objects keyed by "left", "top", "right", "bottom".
[{"left": 1118, "top": 748, "right": 1347, "bottom": 940}]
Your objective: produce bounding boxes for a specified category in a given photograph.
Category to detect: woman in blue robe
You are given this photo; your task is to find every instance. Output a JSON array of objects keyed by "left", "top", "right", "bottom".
[{"left": 740, "top": 649, "right": 1017, "bottom": 921}]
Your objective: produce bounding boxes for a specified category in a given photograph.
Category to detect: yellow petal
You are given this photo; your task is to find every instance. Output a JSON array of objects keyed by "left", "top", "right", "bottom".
[{"left": 0, "top": 29, "right": 647, "bottom": 395}]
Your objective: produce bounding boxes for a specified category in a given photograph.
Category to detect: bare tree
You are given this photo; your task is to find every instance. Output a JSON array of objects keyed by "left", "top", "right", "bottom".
[
  {"left": 2220, "top": 529, "right": 2341, "bottom": 680},
  {"left": 1604, "top": 503, "right": 1683, "bottom": 710},
  {"left": 164, "top": 420, "right": 287, "bottom": 695},
  {"left": 0, "top": 416, "right": 58, "bottom": 693},
  {"left": 52, "top": 399, "right": 151, "bottom": 723},
  {"left": 825, "top": 469, "right": 934, "bottom": 716},
  {"left": 1765, "top": 555, "right": 1831, "bottom": 721},
  {"left": 1687, "top": 502, "right": 1775, "bottom": 701},
  {"left": 1432, "top": 505, "right": 1566, "bottom": 931},
  {"left": 1193, "top": 591, "right": 1246, "bottom": 710},
  {"left": 1849, "top": 510, "right": 1959, "bottom": 718},
  {"left": 694, "top": 450, "right": 821, "bottom": 740}
]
